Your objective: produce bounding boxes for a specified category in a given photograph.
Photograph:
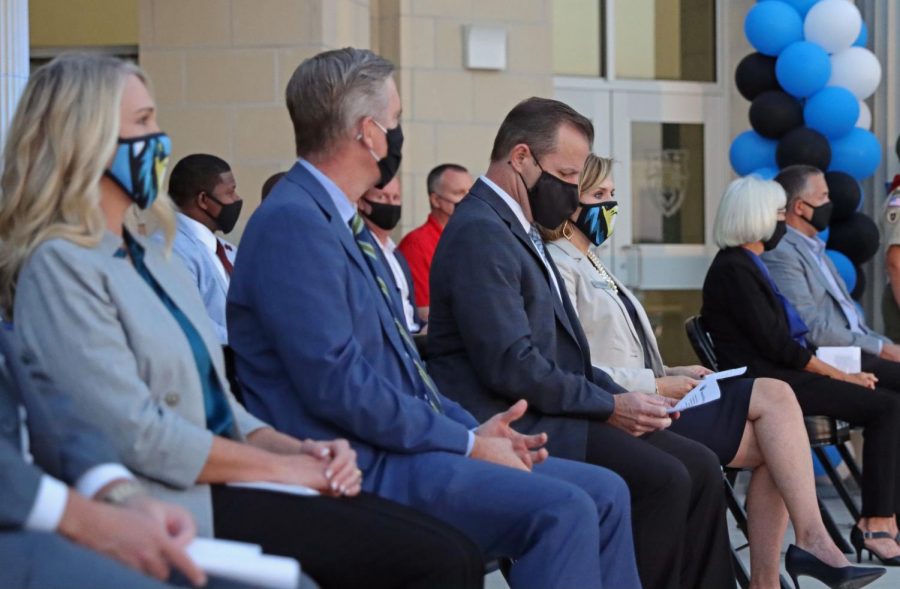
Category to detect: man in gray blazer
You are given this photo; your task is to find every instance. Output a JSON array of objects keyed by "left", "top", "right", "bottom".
[
  {"left": 763, "top": 164, "right": 900, "bottom": 390},
  {"left": 0, "top": 331, "right": 206, "bottom": 589}
]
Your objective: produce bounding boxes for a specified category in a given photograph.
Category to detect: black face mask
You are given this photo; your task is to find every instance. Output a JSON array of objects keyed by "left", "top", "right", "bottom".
[
  {"left": 204, "top": 193, "right": 243, "bottom": 234},
  {"left": 763, "top": 220, "right": 787, "bottom": 251},
  {"left": 371, "top": 122, "right": 403, "bottom": 189},
  {"left": 800, "top": 200, "right": 833, "bottom": 232},
  {"left": 512, "top": 156, "right": 580, "bottom": 229},
  {"left": 363, "top": 198, "right": 402, "bottom": 231}
]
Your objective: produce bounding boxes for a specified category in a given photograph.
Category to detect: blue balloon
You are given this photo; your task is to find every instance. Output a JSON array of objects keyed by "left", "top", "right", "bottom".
[
  {"left": 826, "top": 249, "right": 857, "bottom": 293},
  {"left": 829, "top": 128, "right": 882, "bottom": 180},
  {"left": 854, "top": 21, "right": 868, "bottom": 47},
  {"left": 750, "top": 167, "right": 779, "bottom": 180},
  {"left": 760, "top": 0, "right": 820, "bottom": 17},
  {"left": 745, "top": 2, "right": 804, "bottom": 56},
  {"left": 818, "top": 227, "right": 830, "bottom": 243},
  {"left": 776, "top": 41, "right": 831, "bottom": 98},
  {"left": 730, "top": 131, "right": 778, "bottom": 176},
  {"left": 804, "top": 87, "right": 860, "bottom": 139}
]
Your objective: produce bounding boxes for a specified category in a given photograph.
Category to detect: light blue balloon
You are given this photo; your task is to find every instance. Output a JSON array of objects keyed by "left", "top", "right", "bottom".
[
  {"left": 854, "top": 21, "right": 868, "bottom": 47},
  {"left": 730, "top": 131, "right": 778, "bottom": 176},
  {"left": 829, "top": 128, "right": 882, "bottom": 180},
  {"left": 746, "top": 2, "right": 804, "bottom": 56},
  {"left": 826, "top": 249, "right": 857, "bottom": 293},
  {"left": 818, "top": 227, "right": 830, "bottom": 243},
  {"left": 750, "top": 167, "right": 779, "bottom": 180},
  {"left": 776, "top": 41, "right": 831, "bottom": 98},
  {"left": 804, "top": 87, "right": 859, "bottom": 139},
  {"left": 758, "top": 0, "right": 820, "bottom": 17}
]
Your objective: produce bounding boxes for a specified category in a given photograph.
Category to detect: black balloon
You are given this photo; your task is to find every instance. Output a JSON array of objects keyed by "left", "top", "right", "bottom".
[
  {"left": 828, "top": 212, "right": 880, "bottom": 266},
  {"left": 825, "top": 172, "right": 861, "bottom": 223},
  {"left": 776, "top": 127, "right": 831, "bottom": 171},
  {"left": 851, "top": 265, "right": 866, "bottom": 301},
  {"left": 736, "top": 53, "right": 780, "bottom": 101},
  {"left": 749, "top": 90, "right": 803, "bottom": 139}
]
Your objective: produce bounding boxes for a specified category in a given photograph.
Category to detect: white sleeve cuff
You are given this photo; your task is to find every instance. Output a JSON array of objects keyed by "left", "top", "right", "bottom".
[
  {"left": 24, "top": 475, "right": 69, "bottom": 532},
  {"left": 75, "top": 464, "right": 135, "bottom": 499},
  {"left": 465, "top": 430, "right": 475, "bottom": 456}
]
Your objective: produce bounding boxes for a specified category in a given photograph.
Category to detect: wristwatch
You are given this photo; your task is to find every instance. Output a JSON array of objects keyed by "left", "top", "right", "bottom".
[{"left": 102, "top": 481, "right": 144, "bottom": 506}]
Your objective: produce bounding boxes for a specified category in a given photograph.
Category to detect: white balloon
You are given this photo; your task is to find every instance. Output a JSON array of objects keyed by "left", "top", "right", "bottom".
[
  {"left": 856, "top": 100, "right": 871, "bottom": 129},
  {"left": 829, "top": 47, "right": 882, "bottom": 99},
  {"left": 804, "top": 0, "right": 862, "bottom": 54}
]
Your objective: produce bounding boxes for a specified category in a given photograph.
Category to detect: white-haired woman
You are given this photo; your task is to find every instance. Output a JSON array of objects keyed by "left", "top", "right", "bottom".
[
  {"left": 545, "top": 159, "right": 886, "bottom": 588},
  {"left": 703, "top": 175, "right": 900, "bottom": 570},
  {"left": 0, "top": 53, "right": 483, "bottom": 589}
]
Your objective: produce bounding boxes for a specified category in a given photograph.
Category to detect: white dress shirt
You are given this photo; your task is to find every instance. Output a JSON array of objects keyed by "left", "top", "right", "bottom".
[
  {"left": 479, "top": 175, "right": 562, "bottom": 299},
  {"left": 376, "top": 238, "right": 421, "bottom": 333},
  {"left": 177, "top": 213, "right": 234, "bottom": 283}
]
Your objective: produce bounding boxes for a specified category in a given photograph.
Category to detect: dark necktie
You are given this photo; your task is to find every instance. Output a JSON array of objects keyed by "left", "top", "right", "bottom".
[
  {"left": 349, "top": 213, "right": 443, "bottom": 413},
  {"left": 215, "top": 240, "right": 233, "bottom": 276}
]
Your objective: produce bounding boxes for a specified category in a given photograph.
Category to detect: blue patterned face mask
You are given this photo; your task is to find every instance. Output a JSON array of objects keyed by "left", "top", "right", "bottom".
[
  {"left": 105, "top": 132, "right": 172, "bottom": 209},
  {"left": 573, "top": 200, "right": 618, "bottom": 246}
]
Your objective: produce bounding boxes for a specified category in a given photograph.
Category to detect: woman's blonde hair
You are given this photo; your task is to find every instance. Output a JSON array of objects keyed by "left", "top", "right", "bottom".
[
  {"left": 0, "top": 53, "right": 175, "bottom": 314},
  {"left": 539, "top": 153, "right": 615, "bottom": 242},
  {"left": 713, "top": 175, "right": 786, "bottom": 249}
]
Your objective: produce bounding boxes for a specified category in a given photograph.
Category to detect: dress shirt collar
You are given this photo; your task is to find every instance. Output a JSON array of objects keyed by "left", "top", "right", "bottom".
[
  {"left": 178, "top": 212, "right": 217, "bottom": 255},
  {"left": 479, "top": 175, "right": 531, "bottom": 234},
  {"left": 788, "top": 225, "right": 825, "bottom": 257},
  {"left": 299, "top": 158, "right": 356, "bottom": 224}
]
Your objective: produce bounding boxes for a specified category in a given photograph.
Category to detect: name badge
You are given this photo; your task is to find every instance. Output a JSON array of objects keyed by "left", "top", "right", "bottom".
[{"left": 590, "top": 279, "right": 613, "bottom": 290}]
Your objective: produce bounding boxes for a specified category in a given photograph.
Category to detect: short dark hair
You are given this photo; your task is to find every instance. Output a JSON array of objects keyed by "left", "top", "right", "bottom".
[
  {"left": 490, "top": 97, "right": 594, "bottom": 163},
  {"left": 286, "top": 48, "right": 395, "bottom": 158},
  {"left": 261, "top": 171, "right": 287, "bottom": 201},
  {"left": 168, "top": 154, "right": 231, "bottom": 208},
  {"left": 774, "top": 164, "right": 823, "bottom": 207},
  {"left": 426, "top": 163, "right": 468, "bottom": 195}
]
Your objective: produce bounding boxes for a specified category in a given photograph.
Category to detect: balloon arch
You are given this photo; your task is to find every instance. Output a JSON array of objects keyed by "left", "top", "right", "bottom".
[{"left": 732, "top": 0, "right": 882, "bottom": 299}]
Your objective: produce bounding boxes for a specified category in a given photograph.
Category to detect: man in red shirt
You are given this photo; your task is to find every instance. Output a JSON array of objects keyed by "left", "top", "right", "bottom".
[{"left": 398, "top": 163, "right": 474, "bottom": 318}]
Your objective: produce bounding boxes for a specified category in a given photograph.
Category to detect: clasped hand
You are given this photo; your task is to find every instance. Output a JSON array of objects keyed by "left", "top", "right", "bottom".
[
  {"left": 608, "top": 391, "right": 678, "bottom": 436},
  {"left": 472, "top": 400, "right": 549, "bottom": 471}
]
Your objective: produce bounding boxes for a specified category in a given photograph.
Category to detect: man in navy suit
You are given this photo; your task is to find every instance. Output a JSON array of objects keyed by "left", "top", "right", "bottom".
[
  {"left": 427, "top": 97, "right": 734, "bottom": 589},
  {"left": 228, "top": 48, "right": 641, "bottom": 589}
]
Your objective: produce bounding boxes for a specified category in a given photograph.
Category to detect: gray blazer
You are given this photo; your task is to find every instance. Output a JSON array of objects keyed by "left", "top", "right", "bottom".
[
  {"left": 547, "top": 239, "right": 666, "bottom": 393},
  {"left": 13, "top": 232, "right": 268, "bottom": 536},
  {"left": 762, "top": 227, "right": 889, "bottom": 355},
  {"left": 171, "top": 214, "right": 231, "bottom": 344}
]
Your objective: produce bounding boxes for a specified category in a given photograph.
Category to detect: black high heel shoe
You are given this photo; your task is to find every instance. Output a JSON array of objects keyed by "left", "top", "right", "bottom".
[
  {"left": 785, "top": 544, "right": 885, "bottom": 589},
  {"left": 850, "top": 525, "right": 900, "bottom": 565}
]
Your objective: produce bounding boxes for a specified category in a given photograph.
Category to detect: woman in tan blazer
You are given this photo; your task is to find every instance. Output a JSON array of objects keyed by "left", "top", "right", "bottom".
[
  {"left": 0, "top": 53, "right": 483, "bottom": 589},
  {"left": 544, "top": 155, "right": 879, "bottom": 588}
]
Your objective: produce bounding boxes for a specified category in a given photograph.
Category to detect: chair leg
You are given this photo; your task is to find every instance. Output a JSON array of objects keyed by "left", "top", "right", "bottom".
[
  {"left": 835, "top": 442, "right": 863, "bottom": 488},
  {"left": 819, "top": 497, "right": 854, "bottom": 554},
  {"left": 814, "top": 447, "right": 861, "bottom": 522},
  {"left": 724, "top": 473, "right": 750, "bottom": 539},
  {"left": 733, "top": 547, "right": 751, "bottom": 589}
]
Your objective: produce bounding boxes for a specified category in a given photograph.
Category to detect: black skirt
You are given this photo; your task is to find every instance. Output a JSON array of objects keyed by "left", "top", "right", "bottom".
[{"left": 668, "top": 377, "right": 754, "bottom": 465}]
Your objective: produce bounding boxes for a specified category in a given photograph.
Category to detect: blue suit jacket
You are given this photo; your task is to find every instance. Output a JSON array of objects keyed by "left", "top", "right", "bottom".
[
  {"left": 171, "top": 215, "right": 231, "bottom": 344},
  {"left": 0, "top": 328, "right": 119, "bottom": 529},
  {"left": 427, "top": 179, "right": 623, "bottom": 462},
  {"left": 227, "top": 162, "right": 477, "bottom": 481}
]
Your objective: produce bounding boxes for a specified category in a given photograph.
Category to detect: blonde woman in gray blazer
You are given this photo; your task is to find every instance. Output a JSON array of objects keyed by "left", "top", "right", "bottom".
[
  {"left": 0, "top": 54, "right": 485, "bottom": 589},
  {"left": 544, "top": 156, "right": 873, "bottom": 588}
]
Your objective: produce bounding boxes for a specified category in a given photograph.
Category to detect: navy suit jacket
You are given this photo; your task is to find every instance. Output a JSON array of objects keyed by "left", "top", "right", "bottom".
[
  {"left": 227, "top": 162, "right": 477, "bottom": 482},
  {"left": 427, "top": 179, "right": 623, "bottom": 462},
  {"left": 0, "top": 329, "right": 119, "bottom": 528}
]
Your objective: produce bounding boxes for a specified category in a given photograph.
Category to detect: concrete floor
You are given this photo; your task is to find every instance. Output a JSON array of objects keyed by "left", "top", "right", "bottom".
[{"left": 483, "top": 473, "right": 900, "bottom": 588}]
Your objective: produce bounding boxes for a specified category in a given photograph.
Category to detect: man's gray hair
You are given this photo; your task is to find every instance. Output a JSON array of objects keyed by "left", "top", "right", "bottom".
[{"left": 286, "top": 48, "right": 395, "bottom": 158}]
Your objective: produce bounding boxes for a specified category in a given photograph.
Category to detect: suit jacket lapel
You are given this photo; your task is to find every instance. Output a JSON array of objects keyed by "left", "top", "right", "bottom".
[
  {"left": 546, "top": 253, "right": 593, "bottom": 372},
  {"left": 787, "top": 232, "right": 845, "bottom": 303}
]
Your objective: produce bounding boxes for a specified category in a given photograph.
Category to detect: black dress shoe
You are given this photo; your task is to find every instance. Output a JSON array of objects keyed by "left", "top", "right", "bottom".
[
  {"left": 850, "top": 525, "right": 900, "bottom": 565},
  {"left": 785, "top": 544, "right": 885, "bottom": 589}
]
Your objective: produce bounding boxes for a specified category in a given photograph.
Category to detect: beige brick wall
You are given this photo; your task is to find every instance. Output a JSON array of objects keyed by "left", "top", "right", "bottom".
[{"left": 140, "top": 0, "right": 552, "bottom": 241}]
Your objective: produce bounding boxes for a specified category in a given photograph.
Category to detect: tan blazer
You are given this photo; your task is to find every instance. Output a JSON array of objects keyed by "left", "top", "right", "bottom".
[
  {"left": 547, "top": 238, "right": 666, "bottom": 393},
  {"left": 14, "top": 232, "right": 268, "bottom": 536}
]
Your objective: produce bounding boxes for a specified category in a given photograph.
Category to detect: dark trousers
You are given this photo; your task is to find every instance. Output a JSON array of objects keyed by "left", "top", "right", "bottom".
[
  {"left": 212, "top": 487, "right": 484, "bottom": 589},
  {"left": 586, "top": 424, "right": 734, "bottom": 589},
  {"left": 790, "top": 374, "right": 900, "bottom": 516},
  {"left": 862, "top": 352, "right": 900, "bottom": 392}
]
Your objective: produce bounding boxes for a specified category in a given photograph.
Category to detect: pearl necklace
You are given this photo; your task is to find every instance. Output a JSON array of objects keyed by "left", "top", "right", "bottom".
[{"left": 584, "top": 248, "right": 619, "bottom": 294}]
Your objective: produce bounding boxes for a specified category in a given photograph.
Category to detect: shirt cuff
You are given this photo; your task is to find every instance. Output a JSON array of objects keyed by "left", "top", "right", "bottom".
[
  {"left": 877, "top": 339, "right": 884, "bottom": 355},
  {"left": 465, "top": 430, "right": 475, "bottom": 457},
  {"left": 24, "top": 475, "right": 69, "bottom": 532},
  {"left": 75, "top": 464, "right": 135, "bottom": 499}
]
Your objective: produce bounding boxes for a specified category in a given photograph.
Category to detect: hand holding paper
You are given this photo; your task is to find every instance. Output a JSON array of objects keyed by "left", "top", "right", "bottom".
[{"left": 666, "top": 367, "right": 746, "bottom": 414}]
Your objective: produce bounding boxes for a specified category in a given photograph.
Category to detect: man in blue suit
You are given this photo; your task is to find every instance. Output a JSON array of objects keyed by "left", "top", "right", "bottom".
[{"left": 228, "top": 48, "right": 641, "bottom": 589}]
